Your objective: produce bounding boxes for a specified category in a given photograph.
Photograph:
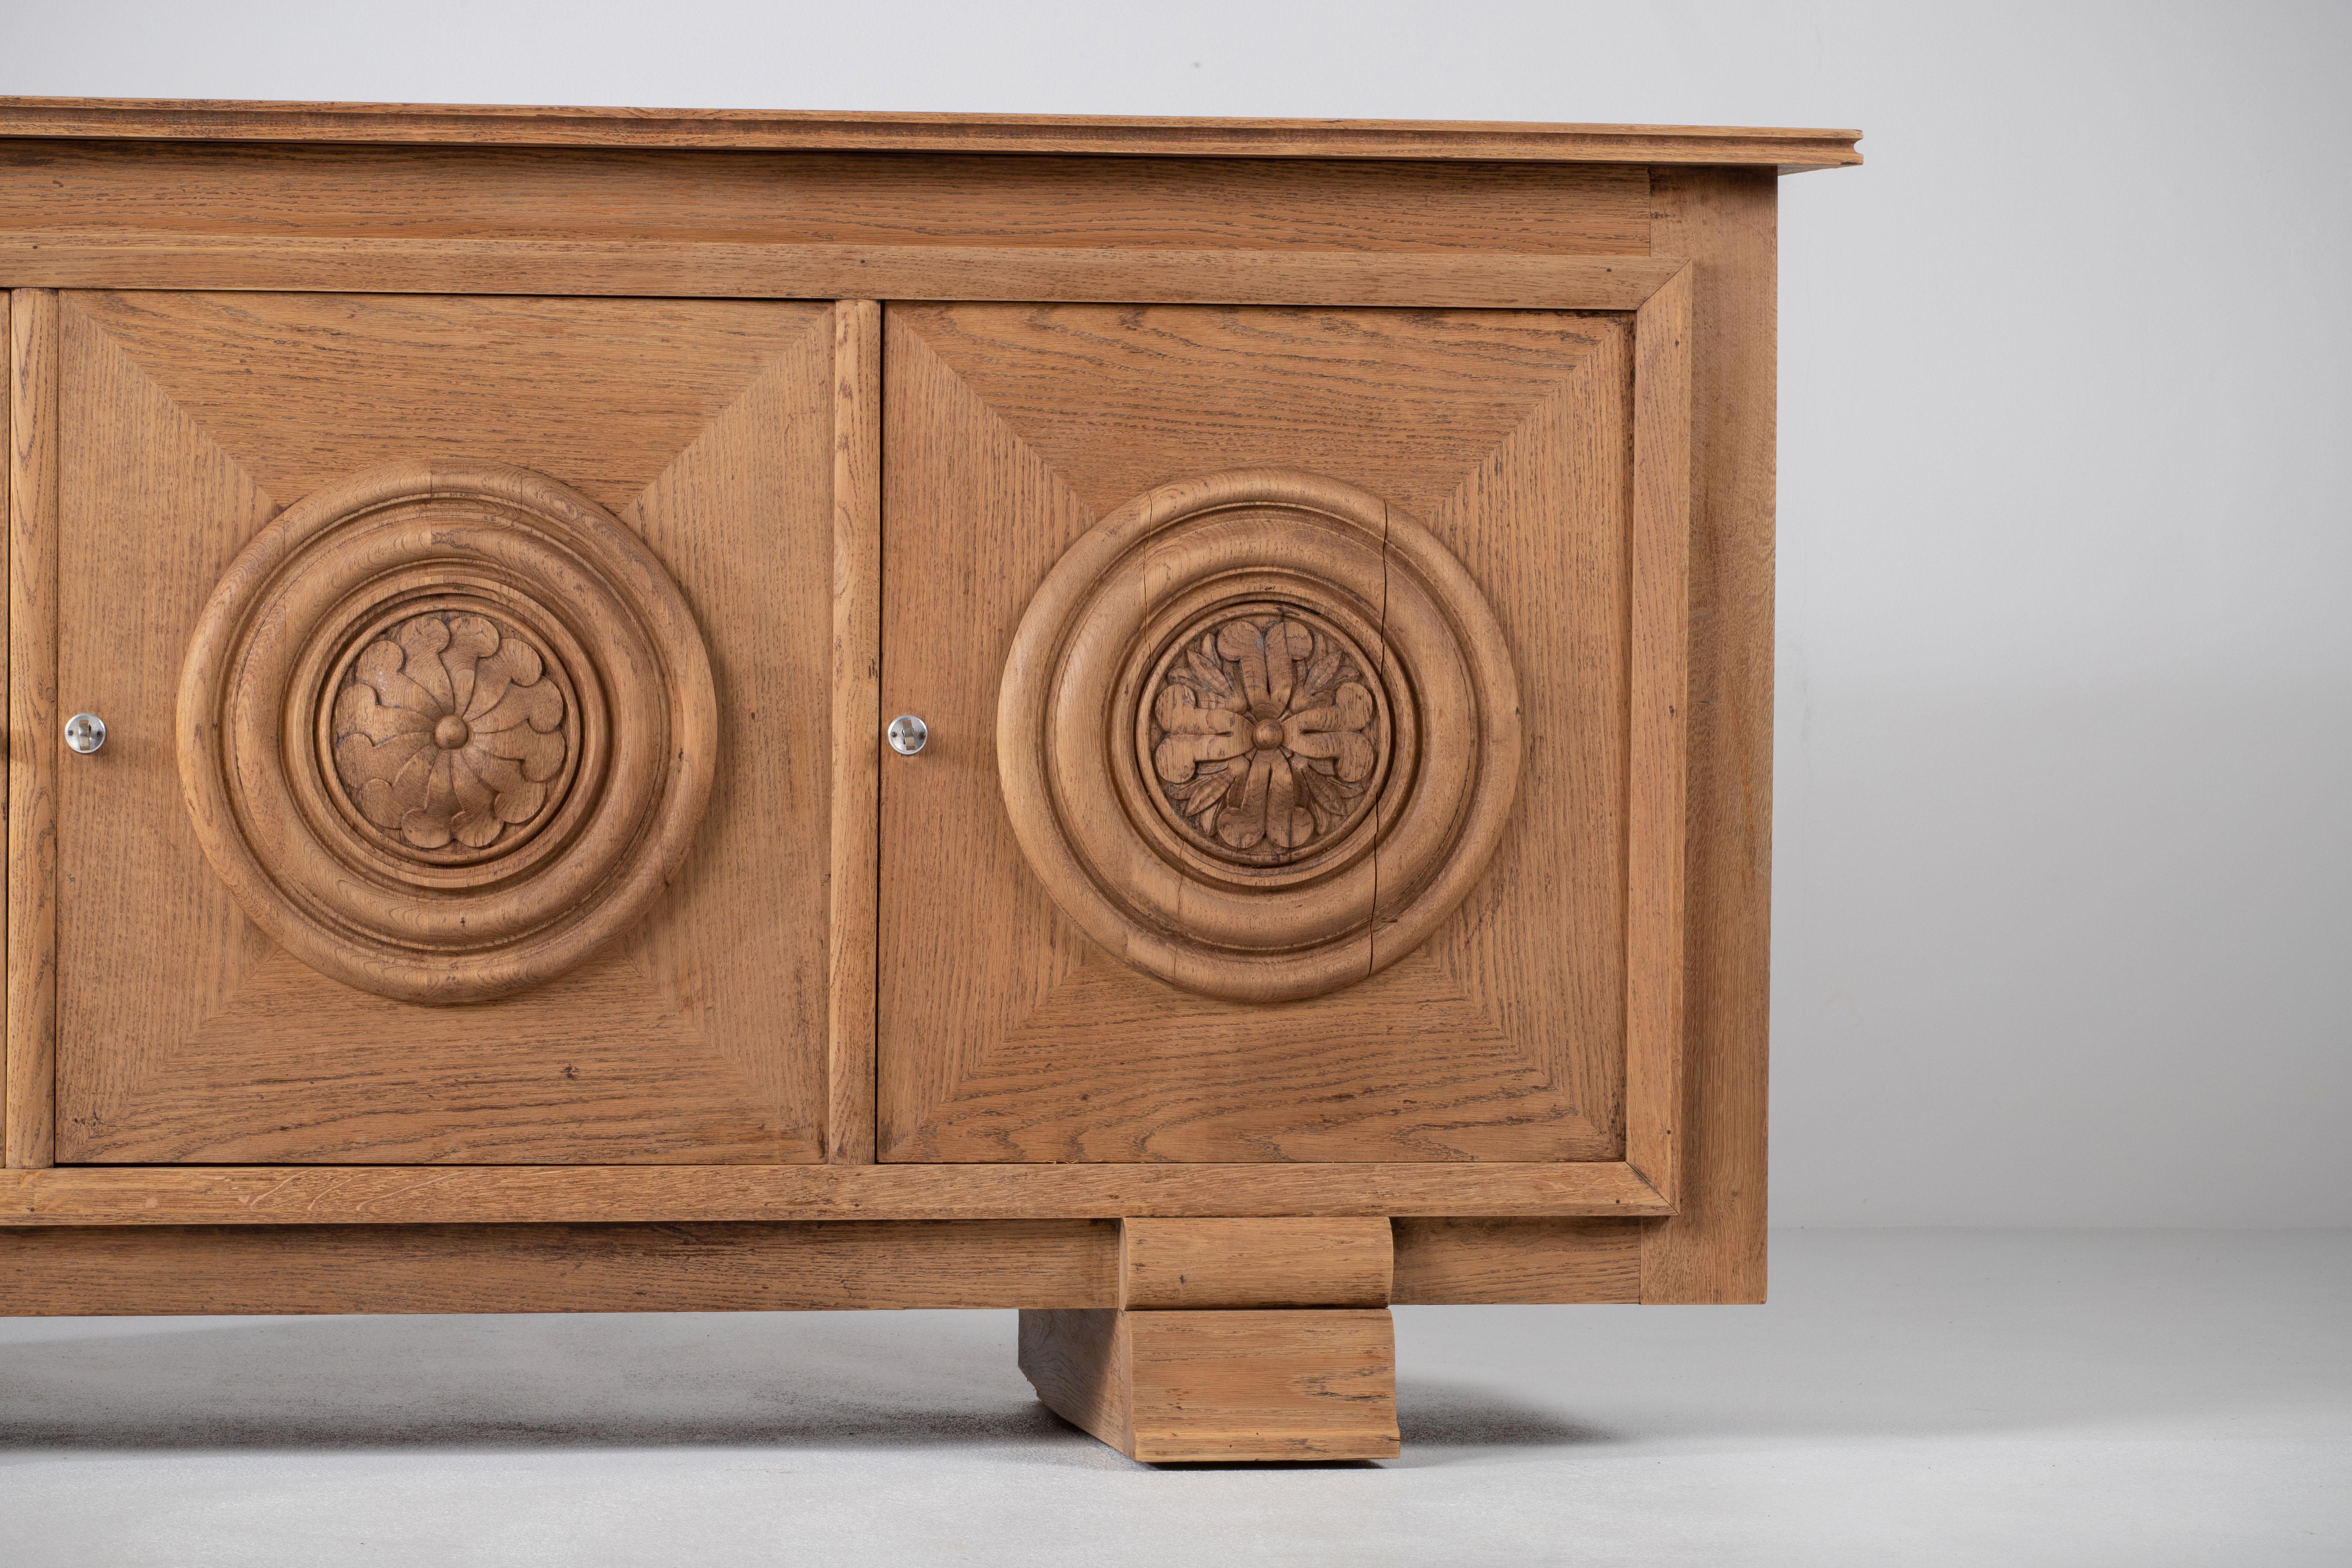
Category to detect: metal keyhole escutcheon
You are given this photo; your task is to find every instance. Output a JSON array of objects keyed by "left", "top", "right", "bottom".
[
  {"left": 887, "top": 714, "right": 928, "bottom": 756},
  {"left": 64, "top": 713, "right": 107, "bottom": 755}
]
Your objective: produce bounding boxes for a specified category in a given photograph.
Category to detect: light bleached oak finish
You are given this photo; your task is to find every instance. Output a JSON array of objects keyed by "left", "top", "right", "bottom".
[
  {"left": 1, "top": 99, "right": 1851, "bottom": 1460},
  {"left": 0, "top": 237, "right": 1692, "bottom": 312},
  {"left": 0, "top": 289, "right": 7, "bottom": 1164},
  {"left": 40, "top": 290, "right": 839, "bottom": 1165},
  {"left": 827, "top": 299, "right": 882, "bottom": 1165},
  {"left": 1638, "top": 169, "right": 1779, "bottom": 1305},
  {"left": 0, "top": 1219, "right": 1117, "bottom": 1315},
  {"left": 178, "top": 459, "right": 719, "bottom": 1004},
  {"left": 0, "top": 99, "right": 1862, "bottom": 169},
  {"left": 0, "top": 140, "right": 1658, "bottom": 256},
  {"left": 1390, "top": 1217, "right": 1642, "bottom": 1304},
  {"left": 0, "top": 1216, "right": 1648, "bottom": 1315},
  {"left": 6, "top": 288, "right": 57, "bottom": 1169},
  {"left": 880, "top": 288, "right": 1689, "bottom": 1174},
  {"left": 1020, "top": 1307, "right": 1400, "bottom": 1463},
  {"left": 997, "top": 467, "right": 1522, "bottom": 1003},
  {"left": 0, "top": 1160, "right": 1672, "bottom": 1223},
  {"left": 0, "top": 289, "right": 9, "bottom": 1166},
  {"left": 1120, "top": 1217, "right": 1393, "bottom": 1310}
]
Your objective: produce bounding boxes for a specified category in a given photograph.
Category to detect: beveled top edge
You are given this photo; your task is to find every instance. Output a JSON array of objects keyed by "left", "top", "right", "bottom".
[{"left": 0, "top": 96, "right": 1863, "bottom": 169}]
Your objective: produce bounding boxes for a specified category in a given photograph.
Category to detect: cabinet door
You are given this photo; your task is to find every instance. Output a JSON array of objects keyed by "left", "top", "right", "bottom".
[
  {"left": 879, "top": 302, "right": 1661, "bottom": 1164},
  {"left": 28, "top": 290, "right": 839, "bottom": 1164}
]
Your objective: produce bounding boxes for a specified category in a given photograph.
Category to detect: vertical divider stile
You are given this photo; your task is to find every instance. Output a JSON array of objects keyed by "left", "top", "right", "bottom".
[
  {"left": 7, "top": 288, "right": 59, "bottom": 1169},
  {"left": 827, "top": 298, "right": 884, "bottom": 1164}
]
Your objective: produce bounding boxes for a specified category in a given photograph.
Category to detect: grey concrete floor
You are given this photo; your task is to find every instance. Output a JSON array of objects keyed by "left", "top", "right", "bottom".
[{"left": 1, "top": 1229, "right": 2345, "bottom": 1566}]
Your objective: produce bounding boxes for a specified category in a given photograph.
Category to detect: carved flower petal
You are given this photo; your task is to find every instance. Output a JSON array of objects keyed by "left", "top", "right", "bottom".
[
  {"left": 390, "top": 745, "right": 436, "bottom": 812},
  {"left": 448, "top": 747, "right": 496, "bottom": 820},
  {"left": 1285, "top": 681, "right": 1373, "bottom": 735},
  {"left": 1296, "top": 646, "right": 1344, "bottom": 706},
  {"left": 1217, "top": 618, "right": 1288, "bottom": 720},
  {"left": 1155, "top": 729, "right": 1250, "bottom": 783},
  {"left": 439, "top": 614, "right": 500, "bottom": 719},
  {"left": 395, "top": 617, "right": 456, "bottom": 712},
  {"left": 400, "top": 808, "right": 453, "bottom": 850},
  {"left": 472, "top": 677, "right": 564, "bottom": 738},
  {"left": 334, "top": 681, "right": 432, "bottom": 745},
  {"left": 1262, "top": 753, "right": 1303, "bottom": 850},
  {"left": 459, "top": 747, "right": 547, "bottom": 825},
  {"left": 459, "top": 747, "right": 527, "bottom": 795},
  {"left": 1179, "top": 635, "right": 1239, "bottom": 704},
  {"left": 352, "top": 640, "right": 444, "bottom": 720},
  {"left": 465, "top": 637, "right": 545, "bottom": 721},
  {"left": 1152, "top": 686, "right": 1249, "bottom": 781},
  {"left": 355, "top": 777, "right": 406, "bottom": 830},
  {"left": 496, "top": 779, "right": 548, "bottom": 825},
  {"left": 424, "top": 750, "right": 459, "bottom": 821},
  {"left": 1216, "top": 751, "right": 1276, "bottom": 850},
  {"left": 478, "top": 720, "right": 567, "bottom": 782},
  {"left": 452, "top": 811, "right": 504, "bottom": 849},
  {"left": 1283, "top": 683, "right": 1378, "bottom": 781},
  {"left": 332, "top": 727, "right": 434, "bottom": 791}
]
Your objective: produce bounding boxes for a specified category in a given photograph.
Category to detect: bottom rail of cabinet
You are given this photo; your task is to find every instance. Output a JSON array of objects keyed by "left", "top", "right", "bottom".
[{"left": 0, "top": 1217, "right": 1644, "bottom": 1315}]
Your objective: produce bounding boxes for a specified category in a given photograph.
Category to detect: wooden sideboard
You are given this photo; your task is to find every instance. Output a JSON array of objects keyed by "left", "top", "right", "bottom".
[{"left": 0, "top": 98, "right": 1859, "bottom": 1462}]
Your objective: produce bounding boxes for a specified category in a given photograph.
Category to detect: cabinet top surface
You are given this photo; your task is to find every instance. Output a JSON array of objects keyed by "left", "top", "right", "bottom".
[{"left": 0, "top": 96, "right": 1862, "bottom": 170}]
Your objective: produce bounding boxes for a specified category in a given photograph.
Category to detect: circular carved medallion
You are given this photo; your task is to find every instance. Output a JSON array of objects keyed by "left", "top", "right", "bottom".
[
  {"left": 179, "top": 461, "right": 718, "bottom": 1004},
  {"left": 999, "top": 469, "right": 1521, "bottom": 1003},
  {"left": 1139, "top": 603, "right": 1392, "bottom": 870},
  {"left": 325, "top": 609, "right": 580, "bottom": 862}
]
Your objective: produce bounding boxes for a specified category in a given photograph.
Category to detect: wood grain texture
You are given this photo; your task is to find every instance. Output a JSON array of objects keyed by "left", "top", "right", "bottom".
[
  {"left": 175, "top": 461, "right": 720, "bottom": 1004},
  {"left": 1390, "top": 1217, "right": 1641, "bottom": 1303},
  {"left": 50, "top": 291, "right": 836, "bottom": 1164},
  {"left": 1638, "top": 170, "right": 1777, "bottom": 1305},
  {"left": 0, "top": 236, "right": 1688, "bottom": 310},
  {"left": 880, "top": 303, "right": 1632, "bottom": 1165},
  {"left": 0, "top": 1219, "right": 1117, "bottom": 1315},
  {"left": 1629, "top": 265, "right": 1694, "bottom": 1207},
  {"left": 995, "top": 467, "right": 1521, "bottom": 1003},
  {"left": 828, "top": 300, "right": 881, "bottom": 1165},
  {"left": 1020, "top": 1307, "right": 1399, "bottom": 1462},
  {"left": 6, "top": 288, "right": 56, "bottom": 1169},
  {"left": 0, "top": 99, "right": 1864, "bottom": 168},
  {"left": 0, "top": 1161, "right": 1673, "bottom": 1225},
  {"left": 0, "top": 141, "right": 1652, "bottom": 255},
  {"left": 0, "top": 291, "right": 8, "bottom": 1165},
  {"left": 1121, "top": 1217, "right": 1392, "bottom": 1309},
  {"left": 5, "top": 1214, "right": 1648, "bottom": 1309}
]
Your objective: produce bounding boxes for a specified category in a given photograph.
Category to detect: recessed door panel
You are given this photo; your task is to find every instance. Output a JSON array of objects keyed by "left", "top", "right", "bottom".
[
  {"left": 878, "top": 302, "right": 1634, "bottom": 1163},
  {"left": 48, "top": 291, "right": 837, "bottom": 1164}
]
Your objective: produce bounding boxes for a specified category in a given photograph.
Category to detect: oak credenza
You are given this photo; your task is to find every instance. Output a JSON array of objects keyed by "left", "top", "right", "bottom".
[{"left": 0, "top": 98, "right": 1859, "bottom": 1462}]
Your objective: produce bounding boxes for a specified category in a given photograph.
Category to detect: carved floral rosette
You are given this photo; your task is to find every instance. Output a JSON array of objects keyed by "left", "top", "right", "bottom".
[
  {"left": 999, "top": 469, "right": 1521, "bottom": 1002},
  {"left": 178, "top": 461, "right": 717, "bottom": 1004}
]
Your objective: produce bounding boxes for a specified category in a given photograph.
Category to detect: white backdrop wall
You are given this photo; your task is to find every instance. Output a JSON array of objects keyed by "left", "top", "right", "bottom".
[{"left": 8, "top": 0, "right": 2347, "bottom": 1227}]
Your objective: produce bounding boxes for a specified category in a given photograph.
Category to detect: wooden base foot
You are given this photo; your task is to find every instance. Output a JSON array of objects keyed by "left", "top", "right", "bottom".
[{"left": 1018, "top": 1306, "right": 1399, "bottom": 1463}]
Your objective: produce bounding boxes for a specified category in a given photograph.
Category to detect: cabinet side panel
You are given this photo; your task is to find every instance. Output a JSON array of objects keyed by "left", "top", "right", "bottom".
[{"left": 1638, "top": 168, "right": 1776, "bottom": 1304}]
